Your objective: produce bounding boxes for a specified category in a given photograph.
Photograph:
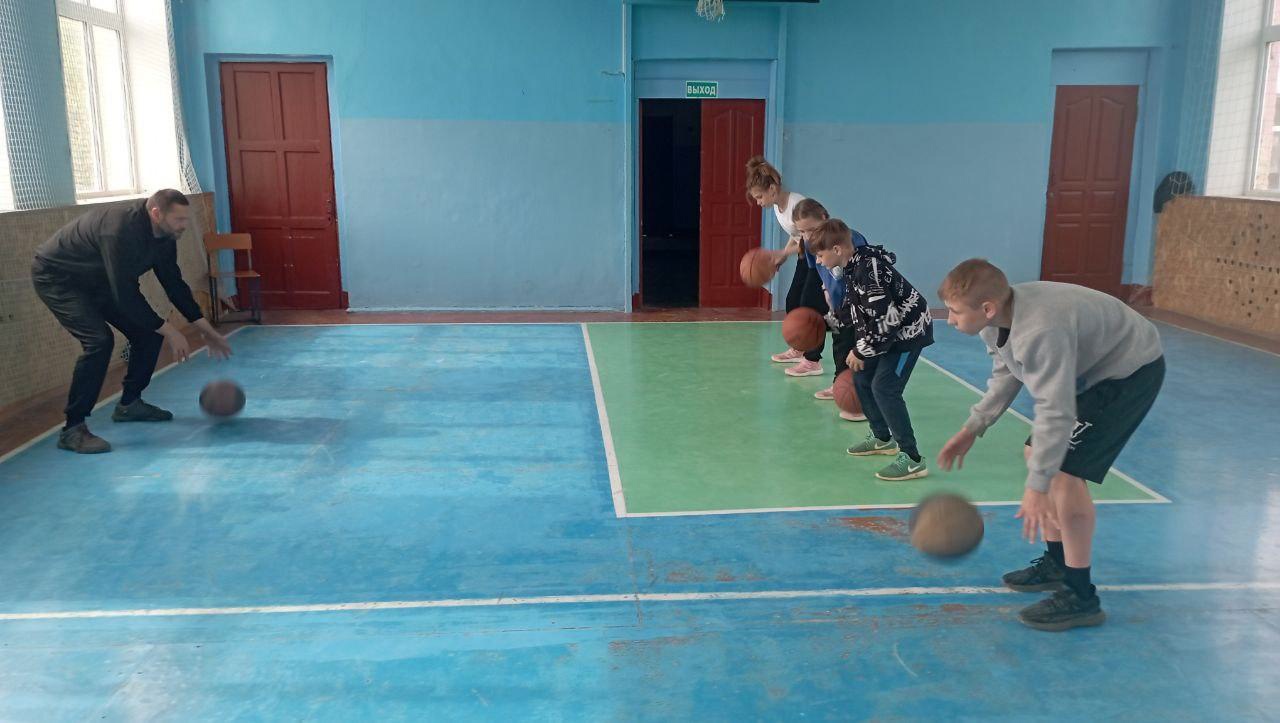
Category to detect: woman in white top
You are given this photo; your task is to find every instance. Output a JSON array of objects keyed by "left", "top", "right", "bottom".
[{"left": 745, "top": 156, "right": 827, "bottom": 378}]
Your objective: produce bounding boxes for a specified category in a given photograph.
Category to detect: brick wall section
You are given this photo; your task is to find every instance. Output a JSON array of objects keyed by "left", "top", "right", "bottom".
[{"left": 1153, "top": 195, "right": 1280, "bottom": 337}]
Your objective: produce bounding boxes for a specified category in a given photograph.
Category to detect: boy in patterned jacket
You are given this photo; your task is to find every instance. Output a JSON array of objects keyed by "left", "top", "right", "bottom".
[{"left": 806, "top": 219, "right": 934, "bottom": 481}]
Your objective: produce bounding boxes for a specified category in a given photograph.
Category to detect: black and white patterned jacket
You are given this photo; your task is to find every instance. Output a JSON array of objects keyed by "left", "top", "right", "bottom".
[{"left": 832, "top": 245, "right": 934, "bottom": 359}]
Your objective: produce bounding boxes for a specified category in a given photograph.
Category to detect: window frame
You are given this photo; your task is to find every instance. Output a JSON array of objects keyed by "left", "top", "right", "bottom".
[{"left": 56, "top": 0, "right": 141, "bottom": 199}]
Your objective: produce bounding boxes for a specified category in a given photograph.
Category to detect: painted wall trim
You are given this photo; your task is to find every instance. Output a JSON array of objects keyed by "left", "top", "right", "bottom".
[{"left": 623, "top": 4, "right": 636, "bottom": 311}]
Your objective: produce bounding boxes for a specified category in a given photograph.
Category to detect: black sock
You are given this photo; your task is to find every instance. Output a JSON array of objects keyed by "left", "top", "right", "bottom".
[
  {"left": 1046, "top": 541, "right": 1065, "bottom": 567},
  {"left": 64, "top": 419, "right": 84, "bottom": 431},
  {"left": 902, "top": 448, "right": 922, "bottom": 463},
  {"left": 1064, "top": 565, "right": 1095, "bottom": 599},
  {"left": 120, "top": 392, "right": 139, "bottom": 405}
]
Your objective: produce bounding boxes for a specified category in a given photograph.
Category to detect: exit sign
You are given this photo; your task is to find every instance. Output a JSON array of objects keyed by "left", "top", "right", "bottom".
[{"left": 685, "top": 81, "right": 718, "bottom": 98}]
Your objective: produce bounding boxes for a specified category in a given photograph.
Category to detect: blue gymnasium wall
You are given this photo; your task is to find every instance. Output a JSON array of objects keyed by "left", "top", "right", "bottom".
[
  {"left": 173, "top": 0, "right": 1218, "bottom": 310},
  {"left": 173, "top": 0, "right": 627, "bottom": 310},
  {"left": 782, "top": 0, "right": 1217, "bottom": 300}
]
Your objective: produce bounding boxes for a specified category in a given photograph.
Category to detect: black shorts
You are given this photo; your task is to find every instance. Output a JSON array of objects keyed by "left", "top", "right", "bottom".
[{"left": 1026, "top": 356, "right": 1165, "bottom": 484}]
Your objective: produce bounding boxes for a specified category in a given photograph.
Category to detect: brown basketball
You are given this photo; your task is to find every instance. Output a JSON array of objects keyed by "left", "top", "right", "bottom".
[
  {"left": 781, "top": 308, "right": 826, "bottom": 351},
  {"left": 200, "top": 379, "right": 246, "bottom": 418},
  {"left": 833, "top": 369, "right": 864, "bottom": 417},
  {"left": 909, "top": 493, "right": 984, "bottom": 558},
  {"left": 739, "top": 248, "right": 777, "bottom": 288}
]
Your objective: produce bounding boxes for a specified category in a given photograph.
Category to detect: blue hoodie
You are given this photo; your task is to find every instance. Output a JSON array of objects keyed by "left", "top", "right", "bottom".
[{"left": 804, "top": 228, "right": 868, "bottom": 309}]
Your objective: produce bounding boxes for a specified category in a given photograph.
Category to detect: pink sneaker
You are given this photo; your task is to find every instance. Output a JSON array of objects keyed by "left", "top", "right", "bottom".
[
  {"left": 771, "top": 348, "right": 805, "bottom": 363},
  {"left": 814, "top": 386, "right": 835, "bottom": 400},
  {"left": 785, "top": 359, "right": 823, "bottom": 377},
  {"left": 840, "top": 410, "right": 868, "bottom": 422}
]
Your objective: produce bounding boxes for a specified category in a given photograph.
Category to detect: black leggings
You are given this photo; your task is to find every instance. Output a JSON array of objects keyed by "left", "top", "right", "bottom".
[
  {"left": 32, "top": 264, "right": 164, "bottom": 427},
  {"left": 783, "top": 257, "right": 828, "bottom": 361}
]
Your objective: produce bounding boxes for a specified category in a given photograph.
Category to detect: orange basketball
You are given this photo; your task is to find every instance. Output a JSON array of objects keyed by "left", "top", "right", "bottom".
[
  {"left": 739, "top": 248, "right": 777, "bottom": 288},
  {"left": 833, "top": 369, "right": 864, "bottom": 416},
  {"left": 782, "top": 308, "right": 826, "bottom": 351}
]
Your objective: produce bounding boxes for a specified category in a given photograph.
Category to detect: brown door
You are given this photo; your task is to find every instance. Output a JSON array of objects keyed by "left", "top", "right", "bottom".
[
  {"left": 1041, "top": 85, "right": 1139, "bottom": 297},
  {"left": 220, "top": 62, "right": 343, "bottom": 309},
  {"left": 699, "top": 99, "right": 767, "bottom": 308}
]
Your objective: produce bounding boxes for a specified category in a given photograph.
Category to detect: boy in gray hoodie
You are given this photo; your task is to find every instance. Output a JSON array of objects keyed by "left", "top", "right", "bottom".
[{"left": 936, "top": 259, "right": 1164, "bottom": 631}]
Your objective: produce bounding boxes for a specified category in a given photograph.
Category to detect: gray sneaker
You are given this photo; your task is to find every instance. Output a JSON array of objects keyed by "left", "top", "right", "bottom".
[
  {"left": 112, "top": 399, "right": 173, "bottom": 422},
  {"left": 57, "top": 423, "right": 112, "bottom": 454}
]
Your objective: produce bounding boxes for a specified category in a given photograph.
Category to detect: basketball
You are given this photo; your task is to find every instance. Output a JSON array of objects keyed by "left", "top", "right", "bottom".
[
  {"left": 739, "top": 248, "right": 777, "bottom": 288},
  {"left": 833, "top": 369, "right": 863, "bottom": 417},
  {"left": 781, "top": 308, "right": 826, "bottom": 351},
  {"left": 200, "top": 379, "right": 246, "bottom": 417},
  {"left": 909, "top": 493, "right": 984, "bottom": 558}
]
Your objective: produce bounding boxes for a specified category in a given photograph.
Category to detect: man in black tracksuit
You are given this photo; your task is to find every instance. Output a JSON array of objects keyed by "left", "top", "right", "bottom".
[{"left": 31, "top": 189, "right": 233, "bottom": 454}]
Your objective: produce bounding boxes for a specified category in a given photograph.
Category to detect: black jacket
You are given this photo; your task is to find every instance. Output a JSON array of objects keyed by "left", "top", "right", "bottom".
[
  {"left": 833, "top": 245, "right": 933, "bottom": 359},
  {"left": 34, "top": 200, "right": 203, "bottom": 331}
]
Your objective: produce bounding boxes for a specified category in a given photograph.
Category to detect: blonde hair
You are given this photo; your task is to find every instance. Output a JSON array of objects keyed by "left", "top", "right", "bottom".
[
  {"left": 938, "top": 258, "right": 1012, "bottom": 305},
  {"left": 744, "top": 155, "right": 781, "bottom": 199},
  {"left": 792, "top": 198, "right": 829, "bottom": 223},
  {"left": 806, "top": 218, "right": 853, "bottom": 253}
]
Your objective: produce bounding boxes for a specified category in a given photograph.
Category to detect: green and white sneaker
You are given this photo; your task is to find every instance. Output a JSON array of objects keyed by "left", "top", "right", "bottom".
[
  {"left": 847, "top": 431, "right": 898, "bottom": 456},
  {"left": 876, "top": 451, "right": 928, "bottom": 481}
]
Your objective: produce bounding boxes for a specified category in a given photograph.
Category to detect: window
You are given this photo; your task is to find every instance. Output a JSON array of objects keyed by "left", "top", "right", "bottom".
[
  {"left": 0, "top": 76, "right": 13, "bottom": 211},
  {"left": 56, "top": 0, "right": 138, "bottom": 198}
]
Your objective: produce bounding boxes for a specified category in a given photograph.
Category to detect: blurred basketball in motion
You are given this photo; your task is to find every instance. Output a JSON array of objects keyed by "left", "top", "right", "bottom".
[
  {"left": 739, "top": 248, "right": 778, "bottom": 288},
  {"left": 200, "top": 379, "right": 245, "bottom": 418},
  {"left": 782, "top": 308, "right": 826, "bottom": 352},
  {"left": 909, "top": 492, "right": 984, "bottom": 558}
]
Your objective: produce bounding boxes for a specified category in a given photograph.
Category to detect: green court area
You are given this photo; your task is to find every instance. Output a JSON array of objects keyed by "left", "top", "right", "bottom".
[{"left": 586, "top": 322, "right": 1163, "bottom": 516}]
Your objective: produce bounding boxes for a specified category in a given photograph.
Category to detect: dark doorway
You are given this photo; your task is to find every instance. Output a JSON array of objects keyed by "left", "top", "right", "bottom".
[{"left": 640, "top": 99, "right": 700, "bottom": 307}]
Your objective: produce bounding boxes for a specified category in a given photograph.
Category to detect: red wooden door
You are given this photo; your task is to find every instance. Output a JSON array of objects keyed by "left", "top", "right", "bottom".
[
  {"left": 1041, "top": 85, "right": 1139, "bottom": 297},
  {"left": 220, "top": 62, "right": 343, "bottom": 309},
  {"left": 699, "top": 99, "right": 767, "bottom": 308}
]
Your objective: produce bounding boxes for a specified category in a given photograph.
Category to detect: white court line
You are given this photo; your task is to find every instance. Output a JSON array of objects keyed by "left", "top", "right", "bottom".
[
  {"left": 619, "top": 493, "right": 1172, "bottom": 516},
  {"left": 581, "top": 324, "right": 627, "bottom": 517},
  {"left": 0, "top": 326, "right": 250, "bottom": 467},
  {"left": 248, "top": 320, "right": 780, "bottom": 327},
  {"left": 919, "top": 357, "right": 1170, "bottom": 504},
  {"left": 3, "top": 581, "right": 1278, "bottom": 622}
]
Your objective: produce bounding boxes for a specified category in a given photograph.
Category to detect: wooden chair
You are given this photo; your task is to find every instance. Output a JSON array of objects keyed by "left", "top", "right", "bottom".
[{"left": 204, "top": 233, "right": 262, "bottom": 325}]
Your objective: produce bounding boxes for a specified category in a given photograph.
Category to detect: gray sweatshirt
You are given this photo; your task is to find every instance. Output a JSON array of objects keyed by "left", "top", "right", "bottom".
[{"left": 964, "top": 282, "right": 1163, "bottom": 493}]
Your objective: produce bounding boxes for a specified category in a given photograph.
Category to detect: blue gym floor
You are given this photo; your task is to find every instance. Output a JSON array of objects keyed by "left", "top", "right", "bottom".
[{"left": 0, "top": 321, "right": 1277, "bottom": 720}]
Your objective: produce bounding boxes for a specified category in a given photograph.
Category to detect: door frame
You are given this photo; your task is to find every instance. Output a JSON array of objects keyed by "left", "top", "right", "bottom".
[
  {"left": 1044, "top": 48, "right": 1162, "bottom": 298},
  {"left": 204, "top": 54, "right": 348, "bottom": 305},
  {"left": 624, "top": 5, "right": 790, "bottom": 311}
]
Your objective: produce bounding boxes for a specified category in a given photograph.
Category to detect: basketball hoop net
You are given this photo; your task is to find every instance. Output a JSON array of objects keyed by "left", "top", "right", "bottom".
[{"left": 697, "top": 0, "right": 726, "bottom": 22}]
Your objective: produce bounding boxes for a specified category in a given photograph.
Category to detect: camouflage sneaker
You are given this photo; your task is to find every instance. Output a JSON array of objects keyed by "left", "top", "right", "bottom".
[
  {"left": 112, "top": 399, "right": 174, "bottom": 422},
  {"left": 1002, "top": 554, "right": 1066, "bottom": 593},
  {"left": 1018, "top": 588, "right": 1106, "bottom": 632},
  {"left": 57, "top": 423, "right": 112, "bottom": 454}
]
